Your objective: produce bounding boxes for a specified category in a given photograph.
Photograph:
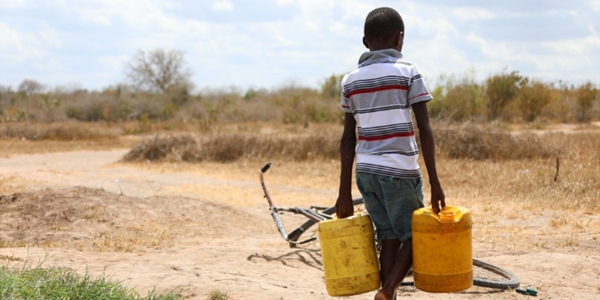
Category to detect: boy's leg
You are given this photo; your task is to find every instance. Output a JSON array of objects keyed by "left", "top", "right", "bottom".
[
  {"left": 375, "top": 239, "right": 413, "bottom": 300},
  {"left": 378, "top": 239, "right": 401, "bottom": 287}
]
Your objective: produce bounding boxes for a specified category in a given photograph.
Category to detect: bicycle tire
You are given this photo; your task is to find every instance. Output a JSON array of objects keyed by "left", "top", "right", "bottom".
[
  {"left": 287, "top": 198, "right": 364, "bottom": 247},
  {"left": 472, "top": 258, "right": 520, "bottom": 290},
  {"left": 400, "top": 259, "right": 519, "bottom": 290}
]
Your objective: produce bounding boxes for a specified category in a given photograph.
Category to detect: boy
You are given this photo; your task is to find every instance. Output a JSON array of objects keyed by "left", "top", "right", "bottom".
[{"left": 335, "top": 7, "right": 446, "bottom": 300}]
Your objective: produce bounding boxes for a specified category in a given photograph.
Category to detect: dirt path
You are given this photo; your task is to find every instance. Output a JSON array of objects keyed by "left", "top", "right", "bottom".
[{"left": 1, "top": 150, "right": 599, "bottom": 299}]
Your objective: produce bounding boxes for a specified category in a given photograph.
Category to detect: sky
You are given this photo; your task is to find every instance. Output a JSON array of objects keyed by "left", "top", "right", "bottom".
[{"left": 1, "top": 0, "right": 599, "bottom": 92}]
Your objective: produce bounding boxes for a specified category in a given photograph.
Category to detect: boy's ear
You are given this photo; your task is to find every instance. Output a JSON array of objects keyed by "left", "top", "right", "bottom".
[
  {"left": 395, "top": 31, "right": 405, "bottom": 51},
  {"left": 362, "top": 36, "right": 370, "bottom": 49}
]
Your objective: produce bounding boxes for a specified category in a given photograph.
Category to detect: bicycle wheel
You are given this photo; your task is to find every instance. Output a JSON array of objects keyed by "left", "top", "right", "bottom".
[
  {"left": 400, "top": 259, "right": 519, "bottom": 290},
  {"left": 287, "top": 198, "right": 364, "bottom": 247},
  {"left": 472, "top": 258, "right": 520, "bottom": 290}
]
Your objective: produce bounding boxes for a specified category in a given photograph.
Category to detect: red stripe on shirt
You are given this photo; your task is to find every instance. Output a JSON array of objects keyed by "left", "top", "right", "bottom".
[
  {"left": 408, "top": 92, "right": 430, "bottom": 100},
  {"left": 347, "top": 85, "right": 408, "bottom": 98},
  {"left": 359, "top": 131, "right": 415, "bottom": 141}
]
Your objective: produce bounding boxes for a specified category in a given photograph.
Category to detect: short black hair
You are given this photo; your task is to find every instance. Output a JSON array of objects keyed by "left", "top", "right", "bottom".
[{"left": 364, "top": 7, "right": 404, "bottom": 42}]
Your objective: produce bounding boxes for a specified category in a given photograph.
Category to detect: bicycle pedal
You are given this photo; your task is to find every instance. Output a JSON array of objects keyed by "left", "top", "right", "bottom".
[
  {"left": 516, "top": 288, "right": 528, "bottom": 295},
  {"left": 526, "top": 287, "right": 538, "bottom": 296},
  {"left": 516, "top": 287, "right": 538, "bottom": 296}
]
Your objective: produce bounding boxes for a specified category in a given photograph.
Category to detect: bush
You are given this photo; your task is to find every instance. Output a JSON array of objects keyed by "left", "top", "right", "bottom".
[
  {"left": 429, "top": 70, "right": 485, "bottom": 121},
  {"left": 485, "top": 70, "right": 523, "bottom": 121},
  {"left": 517, "top": 79, "right": 552, "bottom": 122},
  {"left": 434, "top": 122, "right": 561, "bottom": 160},
  {"left": 122, "top": 130, "right": 341, "bottom": 163}
]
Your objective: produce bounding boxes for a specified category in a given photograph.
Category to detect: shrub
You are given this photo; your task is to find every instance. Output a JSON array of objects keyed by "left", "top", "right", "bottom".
[
  {"left": 517, "top": 79, "right": 552, "bottom": 122},
  {"left": 485, "top": 70, "right": 523, "bottom": 121},
  {"left": 434, "top": 122, "right": 561, "bottom": 160}
]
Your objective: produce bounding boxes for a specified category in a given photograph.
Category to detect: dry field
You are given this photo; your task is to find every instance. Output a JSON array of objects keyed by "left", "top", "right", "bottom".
[{"left": 0, "top": 121, "right": 599, "bottom": 299}]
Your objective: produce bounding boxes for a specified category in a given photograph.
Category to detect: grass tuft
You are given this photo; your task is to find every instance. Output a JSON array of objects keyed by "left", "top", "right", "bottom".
[
  {"left": 0, "top": 264, "right": 184, "bottom": 300},
  {"left": 207, "top": 289, "right": 230, "bottom": 300}
]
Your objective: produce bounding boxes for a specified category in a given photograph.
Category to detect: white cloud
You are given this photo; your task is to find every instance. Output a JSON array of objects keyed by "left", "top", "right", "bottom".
[
  {"left": 0, "top": 22, "right": 62, "bottom": 62},
  {"left": 1, "top": 0, "right": 599, "bottom": 90},
  {"left": 0, "top": 0, "right": 26, "bottom": 9},
  {"left": 452, "top": 7, "right": 496, "bottom": 21},
  {"left": 275, "top": 0, "right": 294, "bottom": 6},
  {"left": 340, "top": 1, "right": 376, "bottom": 21},
  {"left": 541, "top": 34, "right": 600, "bottom": 56},
  {"left": 211, "top": 0, "right": 234, "bottom": 12}
]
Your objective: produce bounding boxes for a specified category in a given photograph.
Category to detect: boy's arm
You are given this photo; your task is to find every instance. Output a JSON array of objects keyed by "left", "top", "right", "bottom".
[
  {"left": 412, "top": 102, "right": 446, "bottom": 214},
  {"left": 335, "top": 113, "right": 357, "bottom": 218}
]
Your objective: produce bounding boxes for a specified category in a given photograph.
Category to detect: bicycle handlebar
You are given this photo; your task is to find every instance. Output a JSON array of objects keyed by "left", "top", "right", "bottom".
[
  {"left": 260, "top": 162, "right": 331, "bottom": 246},
  {"left": 261, "top": 162, "right": 271, "bottom": 173}
]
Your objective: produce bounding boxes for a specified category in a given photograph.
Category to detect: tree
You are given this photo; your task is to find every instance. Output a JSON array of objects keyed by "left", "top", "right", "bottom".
[
  {"left": 485, "top": 70, "right": 522, "bottom": 120},
  {"left": 575, "top": 81, "right": 598, "bottom": 122},
  {"left": 321, "top": 74, "right": 344, "bottom": 99},
  {"left": 17, "top": 79, "right": 45, "bottom": 95},
  {"left": 429, "top": 70, "right": 484, "bottom": 121},
  {"left": 126, "top": 49, "right": 193, "bottom": 93},
  {"left": 517, "top": 79, "right": 551, "bottom": 122}
]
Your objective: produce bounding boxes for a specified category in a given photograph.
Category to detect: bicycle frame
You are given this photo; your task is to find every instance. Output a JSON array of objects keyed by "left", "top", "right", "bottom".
[
  {"left": 260, "top": 162, "right": 334, "bottom": 245},
  {"left": 260, "top": 163, "right": 521, "bottom": 290}
]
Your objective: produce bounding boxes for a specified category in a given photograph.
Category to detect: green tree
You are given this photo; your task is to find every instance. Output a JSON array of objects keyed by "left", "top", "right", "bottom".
[
  {"left": 429, "top": 70, "right": 484, "bottom": 121},
  {"left": 575, "top": 81, "right": 598, "bottom": 122},
  {"left": 517, "top": 79, "right": 551, "bottom": 122},
  {"left": 321, "top": 74, "right": 344, "bottom": 99},
  {"left": 485, "top": 70, "right": 523, "bottom": 120}
]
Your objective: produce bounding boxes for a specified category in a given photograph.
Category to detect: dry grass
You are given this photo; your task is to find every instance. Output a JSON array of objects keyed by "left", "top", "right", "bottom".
[
  {"left": 0, "top": 139, "right": 138, "bottom": 156},
  {"left": 1, "top": 121, "right": 599, "bottom": 256},
  {"left": 119, "top": 122, "right": 599, "bottom": 213},
  {"left": 0, "top": 187, "right": 270, "bottom": 253},
  {"left": 434, "top": 122, "right": 561, "bottom": 160},
  {"left": 116, "top": 121, "right": 600, "bottom": 256},
  {"left": 122, "top": 131, "right": 339, "bottom": 163},
  {"left": 122, "top": 122, "right": 565, "bottom": 163},
  {"left": 0, "top": 121, "right": 121, "bottom": 141},
  {"left": 0, "top": 121, "right": 137, "bottom": 155}
]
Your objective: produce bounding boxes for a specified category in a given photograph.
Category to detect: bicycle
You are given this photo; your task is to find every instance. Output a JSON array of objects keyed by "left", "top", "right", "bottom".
[{"left": 259, "top": 162, "right": 520, "bottom": 290}]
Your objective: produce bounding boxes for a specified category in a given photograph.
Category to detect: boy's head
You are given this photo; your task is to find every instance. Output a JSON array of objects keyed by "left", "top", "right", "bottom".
[{"left": 363, "top": 7, "right": 405, "bottom": 51}]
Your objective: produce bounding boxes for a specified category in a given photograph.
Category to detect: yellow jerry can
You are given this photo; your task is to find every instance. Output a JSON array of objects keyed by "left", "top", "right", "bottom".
[
  {"left": 318, "top": 214, "right": 380, "bottom": 296},
  {"left": 412, "top": 205, "right": 473, "bottom": 293}
]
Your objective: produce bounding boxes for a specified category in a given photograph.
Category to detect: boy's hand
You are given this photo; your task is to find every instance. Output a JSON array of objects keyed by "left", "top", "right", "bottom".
[
  {"left": 335, "top": 194, "right": 354, "bottom": 219},
  {"left": 430, "top": 182, "right": 446, "bottom": 214}
]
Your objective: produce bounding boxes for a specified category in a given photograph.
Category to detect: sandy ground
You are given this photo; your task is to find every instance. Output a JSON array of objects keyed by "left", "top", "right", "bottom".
[{"left": 1, "top": 148, "right": 599, "bottom": 299}]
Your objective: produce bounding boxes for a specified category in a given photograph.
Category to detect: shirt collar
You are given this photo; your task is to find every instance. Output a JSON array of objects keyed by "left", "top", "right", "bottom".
[{"left": 358, "top": 49, "right": 403, "bottom": 67}]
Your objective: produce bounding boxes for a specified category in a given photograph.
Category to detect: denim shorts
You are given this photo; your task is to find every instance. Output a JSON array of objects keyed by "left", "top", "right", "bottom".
[{"left": 356, "top": 172, "right": 424, "bottom": 243}]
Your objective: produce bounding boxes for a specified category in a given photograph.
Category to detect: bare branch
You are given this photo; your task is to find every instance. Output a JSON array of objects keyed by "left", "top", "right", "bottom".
[{"left": 125, "top": 49, "right": 193, "bottom": 93}]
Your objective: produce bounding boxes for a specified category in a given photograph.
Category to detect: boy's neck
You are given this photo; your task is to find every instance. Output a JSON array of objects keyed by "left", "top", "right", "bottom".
[{"left": 369, "top": 45, "right": 399, "bottom": 52}]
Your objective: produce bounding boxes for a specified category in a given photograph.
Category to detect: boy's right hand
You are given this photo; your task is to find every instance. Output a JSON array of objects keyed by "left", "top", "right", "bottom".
[
  {"left": 430, "top": 182, "right": 446, "bottom": 214},
  {"left": 335, "top": 194, "right": 354, "bottom": 219}
]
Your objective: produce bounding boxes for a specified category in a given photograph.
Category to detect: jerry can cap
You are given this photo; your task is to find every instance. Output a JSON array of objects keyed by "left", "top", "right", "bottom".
[{"left": 413, "top": 205, "right": 470, "bottom": 223}]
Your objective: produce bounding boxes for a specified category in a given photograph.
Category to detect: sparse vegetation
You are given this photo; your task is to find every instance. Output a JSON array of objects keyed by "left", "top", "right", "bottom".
[
  {"left": 121, "top": 122, "right": 564, "bottom": 163},
  {"left": 2, "top": 68, "right": 597, "bottom": 125},
  {"left": 0, "top": 65, "right": 599, "bottom": 299},
  {"left": 207, "top": 289, "right": 230, "bottom": 300},
  {"left": 0, "top": 121, "right": 120, "bottom": 141},
  {"left": 0, "top": 263, "right": 184, "bottom": 300}
]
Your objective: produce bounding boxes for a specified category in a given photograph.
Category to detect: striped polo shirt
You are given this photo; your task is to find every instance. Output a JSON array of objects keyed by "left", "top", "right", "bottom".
[{"left": 340, "top": 49, "right": 432, "bottom": 179}]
